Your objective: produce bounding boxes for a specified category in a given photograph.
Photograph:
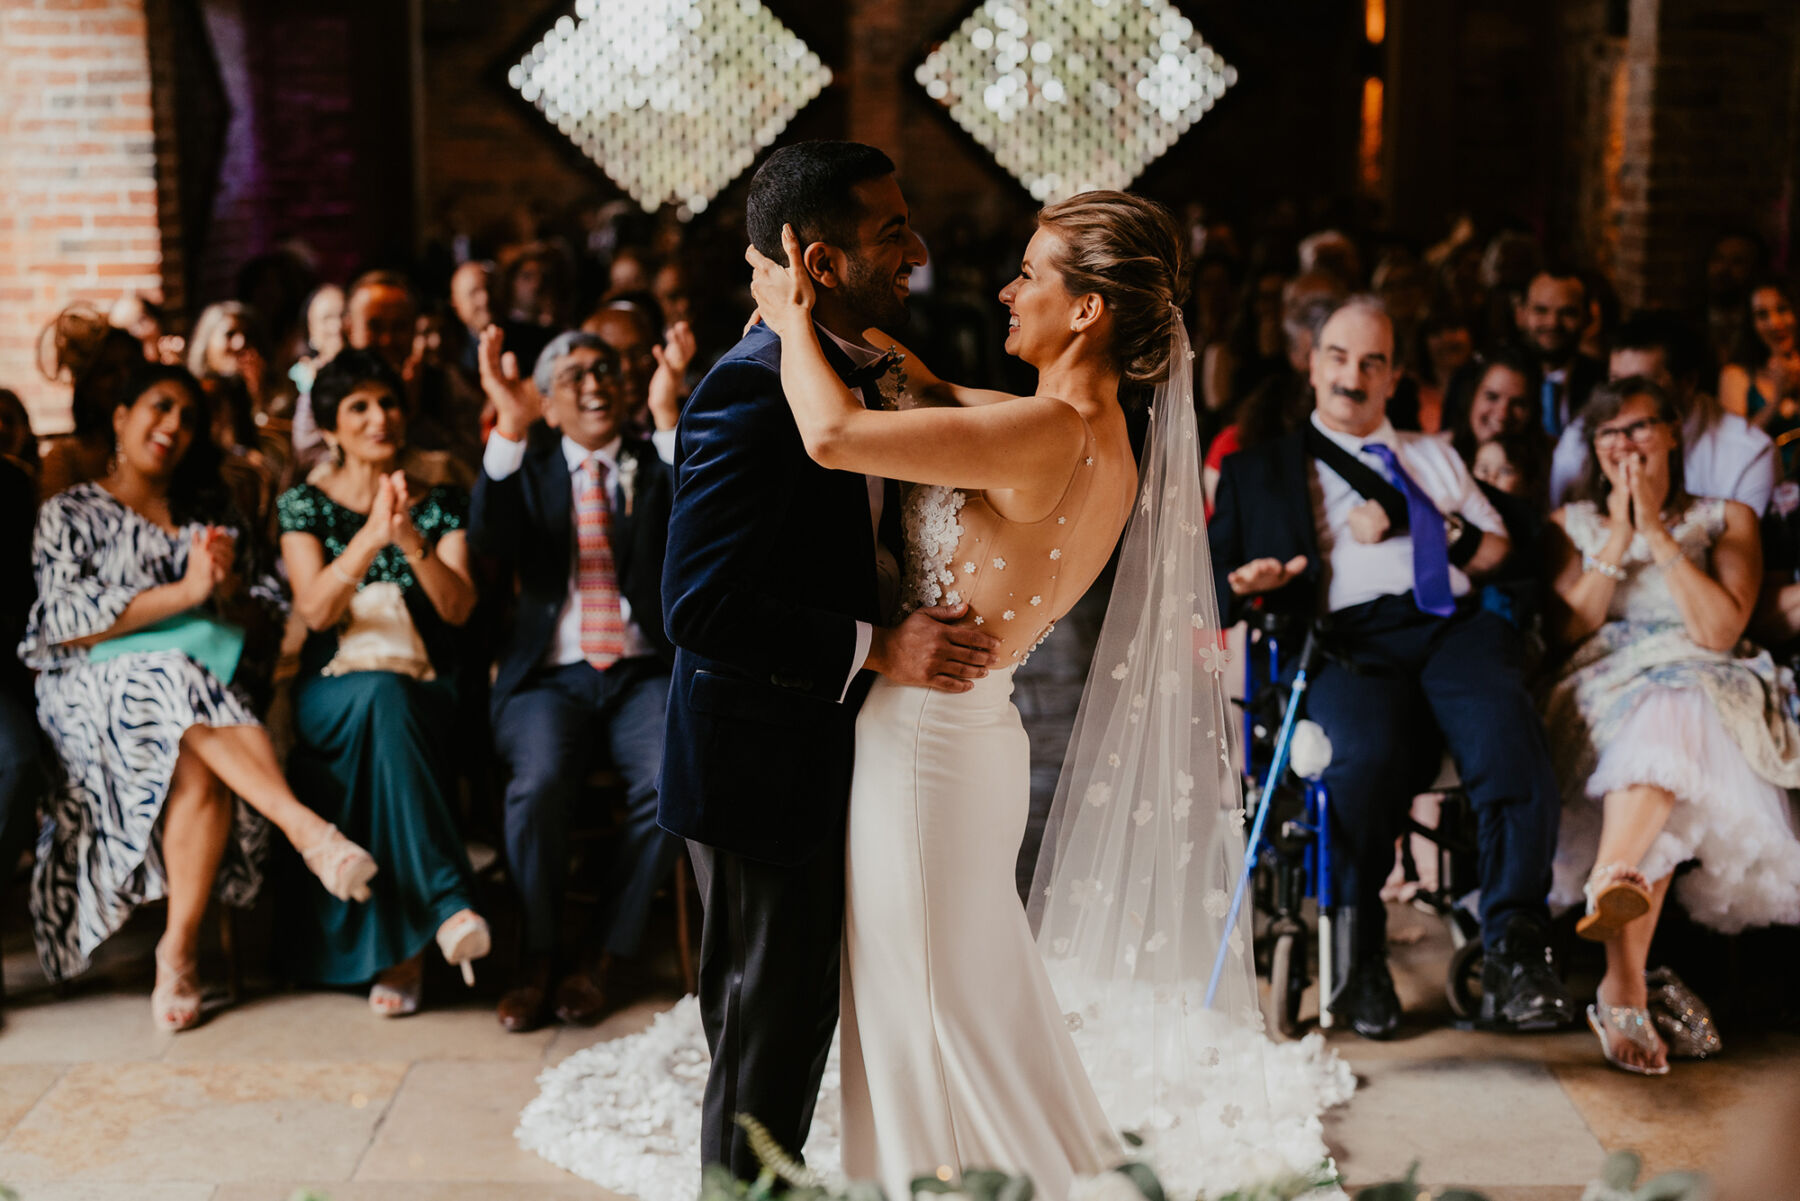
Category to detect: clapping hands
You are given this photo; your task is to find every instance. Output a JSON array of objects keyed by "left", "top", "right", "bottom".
[
  {"left": 478, "top": 325, "right": 542, "bottom": 440},
  {"left": 181, "top": 526, "right": 239, "bottom": 604},
  {"left": 647, "top": 320, "right": 696, "bottom": 432}
]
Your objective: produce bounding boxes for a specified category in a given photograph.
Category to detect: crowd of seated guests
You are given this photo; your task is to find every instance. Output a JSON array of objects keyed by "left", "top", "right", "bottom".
[{"left": 2, "top": 203, "right": 1798, "bottom": 1080}]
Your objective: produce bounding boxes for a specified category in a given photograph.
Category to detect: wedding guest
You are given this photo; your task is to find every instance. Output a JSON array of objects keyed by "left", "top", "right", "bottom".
[
  {"left": 288, "top": 283, "right": 345, "bottom": 399},
  {"left": 1200, "top": 265, "right": 1287, "bottom": 416},
  {"left": 188, "top": 301, "right": 283, "bottom": 532},
  {"left": 1516, "top": 266, "right": 1604, "bottom": 437},
  {"left": 276, "top": 349, "right": 489, "bottom": 1015},
  {"left": 0, "top": 454, "right": 45, "bottom": 1009},
  {"left": 21, "top": 362, "right": 378, "bottom": 1029},
  {"left": 581, "top": 300, "right": 693, "bottom": 436},
  {"left": 1399, "top": 309, "right": 1473, "bottom": 436},
  {"left": 1550, "top": 312, "right": 1776, "bottom": 514},
  {"left": 109, "top": 292, "right": 169, "bottom": 363},
  {"left": 1700, "top": 229, "right": 1766, "bottom": 373},
  {"left": 472, "top": 328, "right": 680, "bottom": 1032},
  {"left": 449, "top": 261, "right": 496, "bottom": 377},
  {"left": 1471, "top": 433, "right": 1548, "bottom": 507},
  {"left": 0, "top": 387, "right": 38, "bottom": 477},
  {"left": 1446, "top": 346, "right": 1544, "bottom": 467},
  {"left": 1719, "top": 277, "right": 1800, "bottom": 475},
  {"left": 1210, "top": 295, "right": 1574, "bottom": 1039},
  {"left": 1542, "top": 376, "right": 1800, "bottom": 1074}
]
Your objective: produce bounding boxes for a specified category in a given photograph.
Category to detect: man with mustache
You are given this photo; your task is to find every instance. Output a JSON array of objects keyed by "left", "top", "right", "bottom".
[{"left": 1210, "top": 295, "right": 1574, "bottom": 1040}]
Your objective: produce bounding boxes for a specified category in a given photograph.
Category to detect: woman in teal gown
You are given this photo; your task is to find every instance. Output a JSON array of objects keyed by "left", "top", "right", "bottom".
[{"left": 276, "top": 348, "right": 490, "bottom": 1014}]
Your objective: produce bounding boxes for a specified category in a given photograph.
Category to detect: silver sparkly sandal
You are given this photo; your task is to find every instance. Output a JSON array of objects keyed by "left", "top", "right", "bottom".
[
  {"left": 1587, "top": 991, "right": 1671, "bottom": 1076},
  {"left": 1646, "top": 967, "right": 1722, "bottom": 1059}
]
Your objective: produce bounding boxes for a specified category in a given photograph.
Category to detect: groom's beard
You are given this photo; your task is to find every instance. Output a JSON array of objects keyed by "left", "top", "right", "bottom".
[{"left": 840, "top": 252, "right": 910, "bottom": 330}]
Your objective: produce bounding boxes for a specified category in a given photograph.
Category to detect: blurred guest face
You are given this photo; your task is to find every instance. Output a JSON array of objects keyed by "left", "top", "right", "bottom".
[
  {"left": 654, "top": 262, "right": 692, "bottom": 328},
  {"left": 511, "top": 258, "right": 547, "bottom": 317},
  {"left": 609, "top": 252, "right": 651, "bottom": 296},
  {"left": 1592, "top": 393, "right": 1676, "bottom": 479},
  {"left": 113, "top": 381, "right": 201, "bottom": 482},
  {"left": 1708, "top": 236, "right": 1761, "bottom": 304},
  {"left": 205, "top": 316, "right": 249, "bottom": 377},
  {"left": 1472, "top": 441, "right": 1523, "bottom": 495},
  {"left": 307, "top": 286, "right": 345, "bottom": 360},
  {"left": 543, "top": 345, "right": 627, "bottom": 451},
  {"left": 413, "top": 313, "right": 445, "bottom": 369},
  {"left": 332, "top": 382, "right": 406, "bottom": 466},
  {"left": 1519, "top": 274, "right": 1586, "bottom": 364},
  {"left": 1609, "top": 346, "right": 1681, "bottom": 403},
  {"left": 1426, "top": 324, "right": 1473, "bottom": 381},
  {"left": 450, "top": 263, "right": 492, "bottom": 332},
  {"left": 1468, "top": 364, "right": 1532, "bottom": 442},
  {"left": 1751, "top": 286, "right": 1797, "bottom": 357},
  {"left": 347, "top": 285, "right": 415, "bottom": 371},
  {"left": 1310, "top": 305, "right": 1395, "bottom": 438},
  {"left": 585, "top": 308, "right": 657, "bottom": 410}
]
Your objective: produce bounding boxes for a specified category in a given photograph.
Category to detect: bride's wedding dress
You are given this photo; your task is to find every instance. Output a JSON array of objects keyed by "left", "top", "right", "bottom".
[{"left": 517, "top": 325, "right": 1352, "bottom": 1200}]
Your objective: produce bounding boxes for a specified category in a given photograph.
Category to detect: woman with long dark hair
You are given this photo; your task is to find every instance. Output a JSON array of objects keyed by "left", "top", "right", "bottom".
[{"left": 21, "top": 363, "right": 379, "bottom": 1030}]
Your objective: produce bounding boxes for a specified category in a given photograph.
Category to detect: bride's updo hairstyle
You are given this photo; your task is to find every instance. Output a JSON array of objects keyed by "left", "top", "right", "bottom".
[{"left": 1035, "top": 190, "right": 1190, "bottom": 388}]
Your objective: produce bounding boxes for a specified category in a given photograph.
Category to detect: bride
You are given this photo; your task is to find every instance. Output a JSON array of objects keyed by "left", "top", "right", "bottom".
[{"left": 519, "top": 192, "right": 1349, "bottom": 1200}]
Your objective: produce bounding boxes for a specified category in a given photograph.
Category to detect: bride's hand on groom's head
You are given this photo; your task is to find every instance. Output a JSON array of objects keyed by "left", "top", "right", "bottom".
[
  {"left": 745, "top": 225, "right": 816, "bottom": 334},
  {"left": 866, "top": 603, "right": 1002, "bottom": 693}
]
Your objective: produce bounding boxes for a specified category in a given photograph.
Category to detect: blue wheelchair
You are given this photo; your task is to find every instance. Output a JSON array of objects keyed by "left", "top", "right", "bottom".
[{"left": 1222, "top": 614, "right": 1486, "bottom": 1038}]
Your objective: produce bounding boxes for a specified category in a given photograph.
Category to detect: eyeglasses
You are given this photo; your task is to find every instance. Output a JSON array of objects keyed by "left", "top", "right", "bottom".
[
  {"left": 552, "top": 360, "right": 618, "bottom": 391},
  {"left": 1592, "top": 417, "right": 1664, "bottom": 448}
]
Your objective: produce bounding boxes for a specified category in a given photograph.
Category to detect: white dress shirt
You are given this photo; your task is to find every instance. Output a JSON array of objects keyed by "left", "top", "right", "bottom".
[
  {"left": 482, "top": 429, "right": 678, "bottom": 666},
  {"left": 1549, "top": 409, "right": 1777, "bottom": 515},
  {"left": 1309, "top": 412, "right": 1508, "bottom": 613},
  {"left": 817, "top": 324, "right": 899, "bottom": 695}
]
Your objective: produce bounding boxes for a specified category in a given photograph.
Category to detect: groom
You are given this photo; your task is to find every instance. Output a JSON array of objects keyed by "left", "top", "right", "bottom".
[{"left": 659, "top": 142, "right": 1001, "bottom": 1179}]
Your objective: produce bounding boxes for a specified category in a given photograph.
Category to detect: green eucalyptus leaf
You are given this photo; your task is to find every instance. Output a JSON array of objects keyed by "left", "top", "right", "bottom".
[
  {"left": 1600, "top": 1150, "right": 1644, "bottom": 1191},
  {"left": 996, "top": 1174, "right": 1037, "bottom": 1201},
  {"left": 1437, "top": 1190, "right": 1495, "bottom": 1201},
  {"left": 960, "top": 1169, "right": 1012, "bottom": 1200},
  {"left": 912, "top": 1175, "right": 960, "bottom": 1195},
  {"left": 1635, "top": 1170, "right": 1713, "bottom": 1201},
  {"left": 1113, "top": 1161, "right": 1166, "bottom": 1201},
  {"left": 842, "top": 1181, "right": 891, "bottom": 1201},
  {"left": 1352, "top": 1184, "right": 1423, "bottom": 1201}
]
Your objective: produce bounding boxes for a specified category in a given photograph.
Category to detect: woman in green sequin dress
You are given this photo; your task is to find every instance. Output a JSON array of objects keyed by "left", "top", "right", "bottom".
[{"left": 275, "top": 349, "right": 489, "bottom": 1014}]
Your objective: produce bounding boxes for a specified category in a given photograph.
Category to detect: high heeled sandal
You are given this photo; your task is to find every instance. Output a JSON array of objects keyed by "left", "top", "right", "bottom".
[
  {"left": 1587, "top": 993, "right": 1671, "bottom": 1076},
  {"left": 1646, "top": 967, "right": 1723, "bottom": 1059},
  {"left": 151, "top": 948, "right": 204, "bottom": 1033},
  {"left": 436, "top": 910, "right": 491, "bottom": 987},
  {"left": 369, "top": 960, "right": 423, "bottom": 1018},
  {"left": 1576, "top": 861, "right": 1651, "bottom": 942},
  {"left": 301, "top": 824, "right": 378, "bottom": 903}
]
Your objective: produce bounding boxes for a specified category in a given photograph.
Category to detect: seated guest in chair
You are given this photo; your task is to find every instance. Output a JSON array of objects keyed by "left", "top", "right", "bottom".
[
  {"left": 472, "top": 327, "right": 680, "bottom": 1032},
  {"left": 20, "top": 363, "right": 379, "bottom": 1031},
  {"left": 277, "top": 349, "right": 491, "bottom": 1017},
  {"left": 1543, "top": 377, "right": 1800, "bottom": 1075},
  {"left": 1209, "top": 294, "right": 1576, "bottom": 1039}
]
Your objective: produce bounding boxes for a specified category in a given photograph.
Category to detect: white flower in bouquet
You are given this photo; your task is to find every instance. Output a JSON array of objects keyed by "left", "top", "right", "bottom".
[
  {"left": 1289, "top": 720, "right": 1333, "bottom": 781},
  {"left": 1068, "top": 1171, "right": 1150, "bottom": 1201}
]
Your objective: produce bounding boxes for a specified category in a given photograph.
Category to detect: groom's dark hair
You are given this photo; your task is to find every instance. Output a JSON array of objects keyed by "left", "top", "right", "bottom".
[{"left": 747, "top": 141, "right": 896, "bottom": 268}]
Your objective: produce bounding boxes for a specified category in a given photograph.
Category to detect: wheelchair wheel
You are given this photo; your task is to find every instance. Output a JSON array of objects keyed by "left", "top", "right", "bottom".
[
  {"left": 1445, "top": 938, "right": 1484, "bottom": 1020},
  {"left": 1269, "top": 926, "right": 1307, "bottom": 1039}
]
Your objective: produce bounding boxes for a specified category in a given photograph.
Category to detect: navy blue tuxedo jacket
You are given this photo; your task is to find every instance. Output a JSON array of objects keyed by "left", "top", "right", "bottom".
[
  {"left": 657, "top": 323, "right": 883, "bottom": 865},
  {"left": 469, "top": 424, "right": 675, "bottom": 718}
]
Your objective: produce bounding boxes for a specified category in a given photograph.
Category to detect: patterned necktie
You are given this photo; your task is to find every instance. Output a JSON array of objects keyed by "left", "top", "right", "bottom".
[
  {"left": 1361, "top": 442, "right": 1457, "bottom": 618},
  {"left": 575, "top": 455, "right": 624, "bottom": 669}
]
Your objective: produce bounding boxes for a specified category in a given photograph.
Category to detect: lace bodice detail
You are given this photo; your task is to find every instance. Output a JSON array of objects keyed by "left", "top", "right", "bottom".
[
  {"left": 896, "top": 425, "right": 1119, "bottom": 664},
  {"left": 1562, "top": 498, "right": 1729, "bottom": 625}
]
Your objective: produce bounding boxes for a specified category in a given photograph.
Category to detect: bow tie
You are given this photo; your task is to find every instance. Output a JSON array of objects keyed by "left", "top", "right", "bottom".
[{"left": 842, "top": 349, "right": 901, "bottom": 390}]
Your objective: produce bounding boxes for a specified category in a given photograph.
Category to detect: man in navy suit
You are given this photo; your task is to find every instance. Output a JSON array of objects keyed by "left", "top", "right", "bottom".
[
  {"left": 1209, "top": 295, "right": 1574, "bottom": 1040},
  {"left": 472, "top": 327, "right": 681, "bottom": 1032},
  {"left": 659, "top": 142, "right": 1000, "bottom": 1179}
]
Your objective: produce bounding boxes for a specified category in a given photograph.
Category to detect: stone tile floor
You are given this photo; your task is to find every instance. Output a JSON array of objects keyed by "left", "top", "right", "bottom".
[{"left": 2, "top": 896, "right": 1794, "bottom": 1201}]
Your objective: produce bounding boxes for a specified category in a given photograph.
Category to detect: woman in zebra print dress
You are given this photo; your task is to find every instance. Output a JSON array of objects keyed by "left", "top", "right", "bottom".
[{"left": 20, "top": 363, "right": 380, "bottom": 1031}]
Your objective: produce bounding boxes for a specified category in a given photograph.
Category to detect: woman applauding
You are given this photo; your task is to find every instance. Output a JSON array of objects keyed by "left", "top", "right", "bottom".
[
  {"left": 1544, "top": 376, "right": 1800, "bottom": 1075},
  {"left": 276, "top": 349, "right": 489, "bottom": 1016},
  {"left": 22, "top": 363, "right": 378, "bottom": 1031}
]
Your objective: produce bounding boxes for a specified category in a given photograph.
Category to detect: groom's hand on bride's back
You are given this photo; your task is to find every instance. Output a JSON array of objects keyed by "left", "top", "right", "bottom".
[{"left": 867, "top": 603, "right": 1001, "bottom": 693}]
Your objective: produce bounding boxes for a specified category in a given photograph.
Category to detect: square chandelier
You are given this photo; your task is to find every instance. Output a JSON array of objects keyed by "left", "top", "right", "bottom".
[
  {"left": 508, "top": 0, "right": 831, "bottom": 213},
  {"left": 917, "top": 0, "right": 1236, "bottom": 202}
]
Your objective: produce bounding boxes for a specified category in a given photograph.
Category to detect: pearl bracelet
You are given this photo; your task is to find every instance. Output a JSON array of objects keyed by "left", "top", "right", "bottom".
[{"left": 1582, "top": 553, "right": 1627, "bottom": 581}]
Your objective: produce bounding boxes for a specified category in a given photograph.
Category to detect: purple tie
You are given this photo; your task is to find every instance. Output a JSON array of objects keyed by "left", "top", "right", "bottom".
[{"left": 1362, "top": 442, "right": 1456, "bottom": 617}]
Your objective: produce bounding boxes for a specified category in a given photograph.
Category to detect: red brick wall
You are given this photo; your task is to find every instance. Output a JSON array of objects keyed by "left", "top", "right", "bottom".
[{"left": 0, "top": 0, "right": 162, "bottom": 432}]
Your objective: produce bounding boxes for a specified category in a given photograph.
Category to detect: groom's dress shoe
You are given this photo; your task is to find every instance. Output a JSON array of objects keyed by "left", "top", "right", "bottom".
[
  {"left": 1481, "top": 921, "right": 1576, "bottom": 1031},
  {"left": 497, "top": 983, "right": 551, "bottom": 1033},
  {"left": 1330, "top": 958, "right": 1402, "bottom": 1040}
]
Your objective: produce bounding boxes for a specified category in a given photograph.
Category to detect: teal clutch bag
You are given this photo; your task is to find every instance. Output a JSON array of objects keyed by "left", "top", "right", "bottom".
[{"left": 88, "top": 610, "right": 246, "bottom": 683}]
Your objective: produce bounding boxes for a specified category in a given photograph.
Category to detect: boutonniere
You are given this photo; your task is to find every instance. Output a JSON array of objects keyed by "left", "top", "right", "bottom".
[
  {"left": 616, "top": 449, "right": 639, "bottom": 517},
  {"left": 875, "top": 345, "right": 910, "bottom": 411}
]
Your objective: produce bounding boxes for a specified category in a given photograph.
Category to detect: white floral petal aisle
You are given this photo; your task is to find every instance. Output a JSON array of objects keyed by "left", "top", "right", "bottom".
[{"left": 516, "top": 995, "right": 1352, "bottom": 1201}]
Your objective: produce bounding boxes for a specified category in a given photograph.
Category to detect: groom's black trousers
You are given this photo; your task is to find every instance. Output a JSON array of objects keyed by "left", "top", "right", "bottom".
[{"left": 689, "top": 834, "right": 845, "bottom": 1180}]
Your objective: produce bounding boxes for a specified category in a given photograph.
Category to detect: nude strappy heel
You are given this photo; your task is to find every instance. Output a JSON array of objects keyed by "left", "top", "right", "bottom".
[
  {"left": 151, "top": 947, "right": 204, "bottom": 1033},
  {"left": 436, "top": 910, "right": 491, "bottom": 987},
  {"left": 1576, "top": 861, "right": 1650, "bottom": 942},
  {"left": 300, "top": 824, "right": 378, "bottom": 903}
]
